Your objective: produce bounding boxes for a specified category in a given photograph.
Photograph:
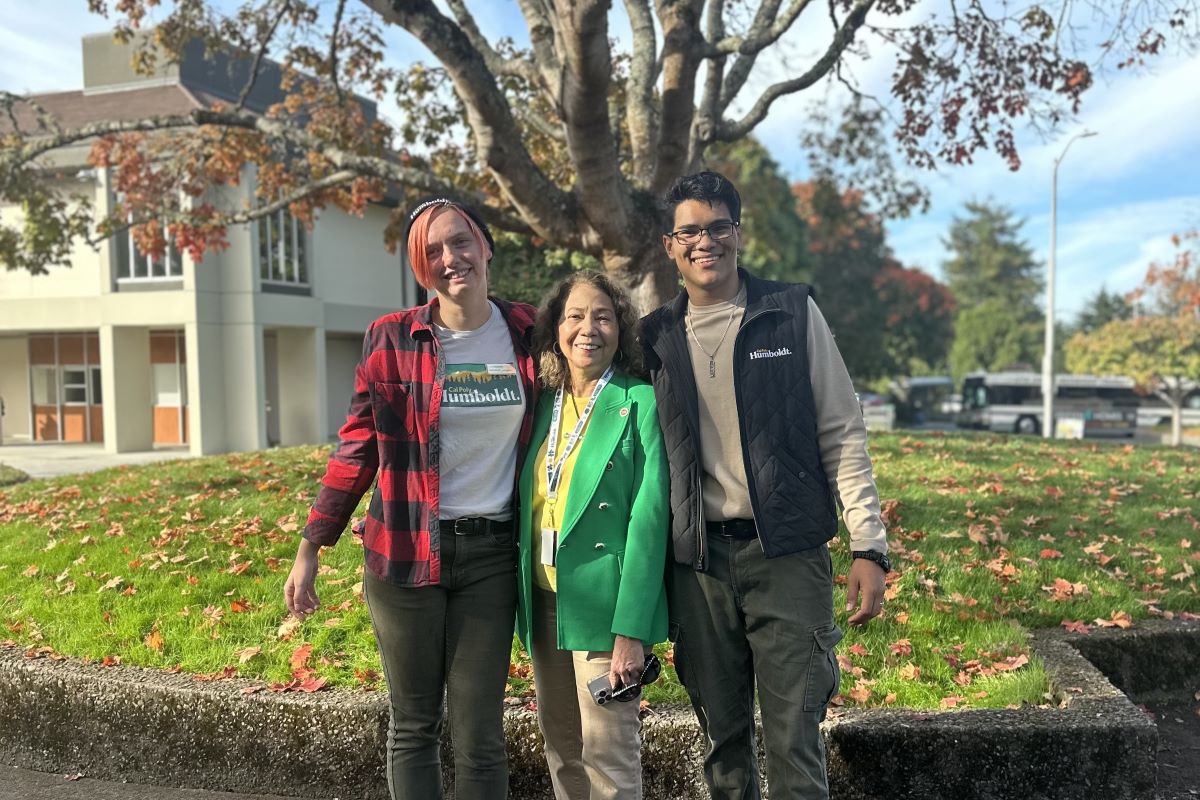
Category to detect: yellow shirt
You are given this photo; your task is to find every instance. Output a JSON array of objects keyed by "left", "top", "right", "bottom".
[{"left": 531, "top": 393, "right": 591, "bottom": 592}]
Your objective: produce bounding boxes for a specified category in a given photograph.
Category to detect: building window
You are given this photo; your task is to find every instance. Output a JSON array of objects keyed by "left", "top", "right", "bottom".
[
  {"left": 31, "top": 366, "right": 57, "bottom": 405},
  {"left": 258, "top": 210, "right": 308, "bottom": 286},
  {"left": 115, "top": 225, "right": 183, "bottom": 281}
]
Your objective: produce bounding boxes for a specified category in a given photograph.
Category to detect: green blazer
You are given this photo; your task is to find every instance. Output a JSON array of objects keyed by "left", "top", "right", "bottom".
[{"left": 516, "top": 371, "right": 670, "bottom": 652}]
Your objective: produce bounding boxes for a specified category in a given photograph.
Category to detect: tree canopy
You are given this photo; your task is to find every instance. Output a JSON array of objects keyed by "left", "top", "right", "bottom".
[
  {"left": 1072, "top": 287, "right": 1134, "bottom": 336},
  {"left": 1066, "top": 230, "right": 1200, "bottom": 446},
  {"left": 2, "top": 1, "right": 1197, "bottom": 309}
]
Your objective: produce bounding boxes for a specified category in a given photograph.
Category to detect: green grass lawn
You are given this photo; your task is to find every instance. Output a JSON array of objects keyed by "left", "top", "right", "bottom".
[
  {"left": 1, "top": 432, "right": 1197, "bottom": 710},
  {"left": 0, "top": 463, "right": 29, "bottom": 488}
]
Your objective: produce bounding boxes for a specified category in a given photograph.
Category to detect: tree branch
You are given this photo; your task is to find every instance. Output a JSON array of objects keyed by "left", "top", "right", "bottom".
[
  {"left": 717, "top": 0, "right": 786, "bottom": 111},
  {"left": 716, "top": 0, "right": 874, "bottom": 142},
  {"left": 653, "top": 0, "right": 707, "bottom": 191},
  {"left": 5, "top": 108, "right": 535, "bottom": 236},
  {"left": 88, "top": 168, "right": 360, "bottom": 248},
  {"left": 712, "top": 0, "right": 812, "bottom": 55},
  {"left": 444, "top": 0, "right": 541, "bottom": 86},
  {"left": 622, "top": 0, "right": 658, "bottom": 187},
  {"left": 692, "top": 0, "right": 728, "bottom": 167},
  {"left": 515, "top": 0, "right": 565, "bottom": 110},
  {"left": 549, "top": 0, "right": 632, "bottom": 245},
  {"left": 364, "top": 0, "right": 582, "bottom": 247},
  {"left": 235, "top": 0, "right": 292, "bottom": 111},
  {"left": 328, "top": 0, "right": 348, "bottom": 99}
]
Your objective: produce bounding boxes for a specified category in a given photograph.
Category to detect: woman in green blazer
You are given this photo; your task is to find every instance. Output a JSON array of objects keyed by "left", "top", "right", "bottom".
[{"left": 517, "top": 271, "right": 670, "bottom": 800}]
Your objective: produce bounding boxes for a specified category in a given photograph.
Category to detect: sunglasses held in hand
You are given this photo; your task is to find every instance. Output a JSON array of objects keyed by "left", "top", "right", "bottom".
[{"left": 587, "top": 653, "right": 662, "bottom": 706}]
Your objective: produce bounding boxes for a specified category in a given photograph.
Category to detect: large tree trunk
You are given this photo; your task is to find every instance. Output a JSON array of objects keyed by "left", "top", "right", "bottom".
[{"left": 603, "top": 242, "right": 678, "bottom": 316}]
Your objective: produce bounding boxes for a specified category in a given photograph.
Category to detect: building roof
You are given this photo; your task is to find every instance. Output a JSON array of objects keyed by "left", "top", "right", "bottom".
[{"left": 6, "top": 84, "right": 204, "bottom": 135}]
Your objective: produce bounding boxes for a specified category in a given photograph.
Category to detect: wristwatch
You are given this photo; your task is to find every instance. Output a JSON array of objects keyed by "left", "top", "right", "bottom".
[{"left": 851, "top": 550, "right": 892, "bottom": 573}]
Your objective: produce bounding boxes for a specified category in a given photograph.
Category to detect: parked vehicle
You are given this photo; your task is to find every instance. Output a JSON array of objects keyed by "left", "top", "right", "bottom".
[{"left": 955, "top": 371, "right": 1139, "bottom": 438}]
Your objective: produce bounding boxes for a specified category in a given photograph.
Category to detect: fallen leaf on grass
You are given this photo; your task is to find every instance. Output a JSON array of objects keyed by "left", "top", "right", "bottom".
[
  {"left": 276, "top": 616, "right": 301, "bottom": 640},
  {"left": 847, "top": 643, "right": 871, "bottom": 658},
  {"left": 235, "top": 646, "right": 262, "bottom": 664},
  {"left": 847, "top": 685, "right": 872, "bottom": 703},
  {"left": 290, "top": 643, "right": 313, "bottom": 671},
  {"left": 22, "top": 565, "right": 39, "bottom": 578},
  {"left": 298, "top": 676, "right": 327, "bottom": 693},
  {"left": 240, "top": 685, "right": 264, "bottom": 695},
  {"left": 993, "top": 654, "right": 1029, "bottom": 671},
  {"left": 898, "top": 662, "right": 921, "bottom": 680},
  {"left": 889, "top": 639, "right": 912, "bottom": 657},
  {"left": 1038, "top": 549, "right": 1063, "bottom": 559},
  {"left": 143, "top": 630, "right": 164, "bottom": 652},
  {"left": 1094, "top": 610, "right": 1133, "bottom": 629},
  {"left": 101, "top": 655, "right": 120, "bottom": 667},
  {"left": 940, "top": 696, "right": 965, "bottom": 709},
  {"left": 97, "top": 576, "right": 123, "bottom": 593}
]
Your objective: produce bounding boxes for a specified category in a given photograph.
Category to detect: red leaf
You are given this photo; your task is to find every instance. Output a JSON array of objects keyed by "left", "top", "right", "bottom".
[
  {"left": 847, "top": 643, "right": 871, "bottom": 658},
  {"left": 298, "top": 676, "right": 328, "bottom": 693},
  {"left": 290, "top": 643, "right": 313, "bottom": 672},
  {"left": 1039, "top": 549, "right": 1063, "bottom": 559},
  {"left": 1061, "top": 619, "right": 1091, "bottom": 634}
]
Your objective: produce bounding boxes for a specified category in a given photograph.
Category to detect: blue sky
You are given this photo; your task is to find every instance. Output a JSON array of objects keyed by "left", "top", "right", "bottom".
[{"left": 3, "top": 2, "right": 1198, "bottom": 323}]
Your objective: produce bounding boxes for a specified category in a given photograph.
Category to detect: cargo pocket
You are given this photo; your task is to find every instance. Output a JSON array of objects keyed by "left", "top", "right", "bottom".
[{"left": 802, "top": 623, "right": 843, "bottom": 712}]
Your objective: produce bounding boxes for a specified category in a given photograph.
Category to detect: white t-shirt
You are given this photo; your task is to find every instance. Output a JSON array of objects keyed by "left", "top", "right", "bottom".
[{"left": 434, "top": 302, "right": 525, "bottom": 520}]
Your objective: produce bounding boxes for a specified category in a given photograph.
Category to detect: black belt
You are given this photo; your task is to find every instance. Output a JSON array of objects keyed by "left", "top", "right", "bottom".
[
  {"left": 439, "top": 517, "right": 513, "bottom": 536},
  {"left": 706, "top": 519, "right": 758, "bottom": 540}
]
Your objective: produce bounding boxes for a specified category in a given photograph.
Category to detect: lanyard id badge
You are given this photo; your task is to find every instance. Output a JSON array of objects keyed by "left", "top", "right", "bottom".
[
  {"left": 545, "top": 364, "right": 614, "bottom": 501},
  {"left": 540, "top": 528, "right": 558, "bottom": 566}
]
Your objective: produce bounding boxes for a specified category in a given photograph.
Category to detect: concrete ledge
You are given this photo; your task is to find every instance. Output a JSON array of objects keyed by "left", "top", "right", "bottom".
[{"left": 3, "top": 620, "right": 1194, "bottom": 799}]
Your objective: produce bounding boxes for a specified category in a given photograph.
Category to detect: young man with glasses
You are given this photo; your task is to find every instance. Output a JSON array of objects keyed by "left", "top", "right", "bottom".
[{"left": 641, "top": 171, "right": 890, "bottom": 800}]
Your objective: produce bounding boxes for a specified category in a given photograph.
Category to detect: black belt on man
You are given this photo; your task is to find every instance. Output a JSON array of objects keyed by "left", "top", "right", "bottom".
[
  {"left": 439, "top": 517, "right": 513, "bottom": 536},
  {"left": 705, "top": 519, "right": 758, "bottom": 540}
]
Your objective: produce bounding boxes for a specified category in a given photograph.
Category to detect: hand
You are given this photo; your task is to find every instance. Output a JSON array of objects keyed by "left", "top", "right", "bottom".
[
  {"left": 845, "top": 556, "right": 886, "bottom": 627},
  {"left": 607, "top": 635, "right": 645, "bottom": 692},
  {"left": 284, "top": 539, "right": 322, "bottom": 620}
]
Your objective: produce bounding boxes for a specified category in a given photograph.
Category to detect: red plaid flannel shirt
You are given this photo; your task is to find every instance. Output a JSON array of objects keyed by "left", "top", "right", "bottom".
[{"left": 303, "top": 298, "right": 538, "bottom": 586}]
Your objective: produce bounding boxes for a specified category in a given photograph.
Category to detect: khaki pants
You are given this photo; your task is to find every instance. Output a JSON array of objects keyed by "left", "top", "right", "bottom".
[{"left": 530, "top": 588, "right": 644, "bottom": 800}]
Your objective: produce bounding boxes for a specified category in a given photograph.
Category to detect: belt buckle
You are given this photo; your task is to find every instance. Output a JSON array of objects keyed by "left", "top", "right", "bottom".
[{"left": 453, "top": 518, "right": 476, "bottom": 536}]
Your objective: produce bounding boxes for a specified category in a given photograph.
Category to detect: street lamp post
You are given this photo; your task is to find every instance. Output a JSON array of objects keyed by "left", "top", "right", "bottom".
[{"left": 1043, "top": 129, "right": 1097, "bottom": 439}]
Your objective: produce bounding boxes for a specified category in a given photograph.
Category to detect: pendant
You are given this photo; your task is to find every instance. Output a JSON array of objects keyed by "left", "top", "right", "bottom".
[{"left": 708, "top": 358, "right": 716, "bottom": 379}]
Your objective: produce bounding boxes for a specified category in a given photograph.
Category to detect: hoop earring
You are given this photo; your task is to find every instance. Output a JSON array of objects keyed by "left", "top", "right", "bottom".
[
  {"left": 552, "top": 342, "right": 563, "bottom": 356},
  {"left": 616, "top": 348, "right": 625, "bottom": 363}
]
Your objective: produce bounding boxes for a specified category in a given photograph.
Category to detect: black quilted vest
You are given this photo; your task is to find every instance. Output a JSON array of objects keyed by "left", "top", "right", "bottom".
[{"left": 641, "top": 271, "right": 839, "bottom": 571}]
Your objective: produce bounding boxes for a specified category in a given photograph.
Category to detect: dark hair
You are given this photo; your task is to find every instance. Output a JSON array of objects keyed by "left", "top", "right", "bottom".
[
  {"left": 533, "top": 271, "right": 645, "bottom": 390},
  {"left": 659, "top": 170, "right": 742, "bottom": 233}
]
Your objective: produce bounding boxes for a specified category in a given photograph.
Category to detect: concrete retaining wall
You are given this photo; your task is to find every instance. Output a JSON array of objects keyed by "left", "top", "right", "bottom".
[{"left": 3, "top": 620, "right": 1194, "bottom": 799}]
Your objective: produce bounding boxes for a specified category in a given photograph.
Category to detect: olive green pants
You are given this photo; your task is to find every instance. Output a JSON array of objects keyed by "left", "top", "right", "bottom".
[{"left": 667, "top": 535, "right": 842, "bottom": 800}]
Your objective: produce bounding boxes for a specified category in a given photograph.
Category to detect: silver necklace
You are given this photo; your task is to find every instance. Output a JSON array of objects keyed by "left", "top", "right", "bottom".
[{"left": 686, "top": 303, "right": 738, "bottom": 378}]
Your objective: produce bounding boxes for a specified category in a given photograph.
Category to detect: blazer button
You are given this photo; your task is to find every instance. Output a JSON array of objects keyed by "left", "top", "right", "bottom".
[
  {"left": 798, "top": 470, "right": 807, "bottom": 479},
  {"left": 594, "top": 543, "right": 605, "bottom": 550},
  {"left": 606, "top": 461, "right": 614, "bottom": 471},
  {"left": 598, "top": 502, "right": 610, "bottom": 510}
]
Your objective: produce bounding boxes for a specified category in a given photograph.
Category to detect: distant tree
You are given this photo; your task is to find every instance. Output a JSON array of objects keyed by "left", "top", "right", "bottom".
[
  {"left": 1068, "top": 229, "right": 1200, "bottom": 446},
  {"left": 942, "top": 202, "right": 1044, "bottom": 376},
  {"left": 949, "top": 298, "right": 1044, "bottom": 382},
  {"left": 1072, "top": 286, "right": 1134, "bottom": 335},
  {"left": 1066, "top": 316, "right": 1200, "bottom": 446},
  {"left": 873, "top": 259, "right": 955, "bottom": 375},
  {"left": 706, "top": 138, "right": 809, "bottom": 285},
  {"left": 488, "top": 233, "right": 599, "bottom": 306},
  {"left": 1128, "top": 231, "right": 1200, "bottom": 318},
  {"left": 942, "top": 201, "right": 1042, "bottom": 310},
  {"left": 793, "top": 177, "right": 890, "bottom": 380}
]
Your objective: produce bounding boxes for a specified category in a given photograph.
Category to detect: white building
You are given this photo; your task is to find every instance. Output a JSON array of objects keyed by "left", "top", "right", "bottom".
[{"left": 0, "top": 34, "right": 421, "bottom": 454}]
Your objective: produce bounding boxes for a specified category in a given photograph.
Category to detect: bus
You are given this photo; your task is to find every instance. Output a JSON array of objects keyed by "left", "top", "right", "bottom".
[
  {"left": 955, "top": 371, "right": 1140, "bottom": 438},
  {"left": 1135, "top": 384, "right": 1200, "bottom": 428}
]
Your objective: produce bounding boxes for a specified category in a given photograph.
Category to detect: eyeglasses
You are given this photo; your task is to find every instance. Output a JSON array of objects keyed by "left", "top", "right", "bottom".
[
  {"left": 666, "top": 221, "right": 738, "bottom": 245},
  {"left": 592, "top": 653, "right": 663, "bottom": 705}
]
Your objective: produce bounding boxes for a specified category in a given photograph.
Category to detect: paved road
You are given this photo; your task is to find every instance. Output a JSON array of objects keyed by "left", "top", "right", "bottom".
[{"left": 0, "top": 766, "right": 312, "bottom": 800}]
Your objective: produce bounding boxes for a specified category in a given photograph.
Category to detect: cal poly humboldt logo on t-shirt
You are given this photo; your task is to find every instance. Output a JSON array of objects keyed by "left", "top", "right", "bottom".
[{"left": 442, "top": 363, "right": 523, "bottom": 407}]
